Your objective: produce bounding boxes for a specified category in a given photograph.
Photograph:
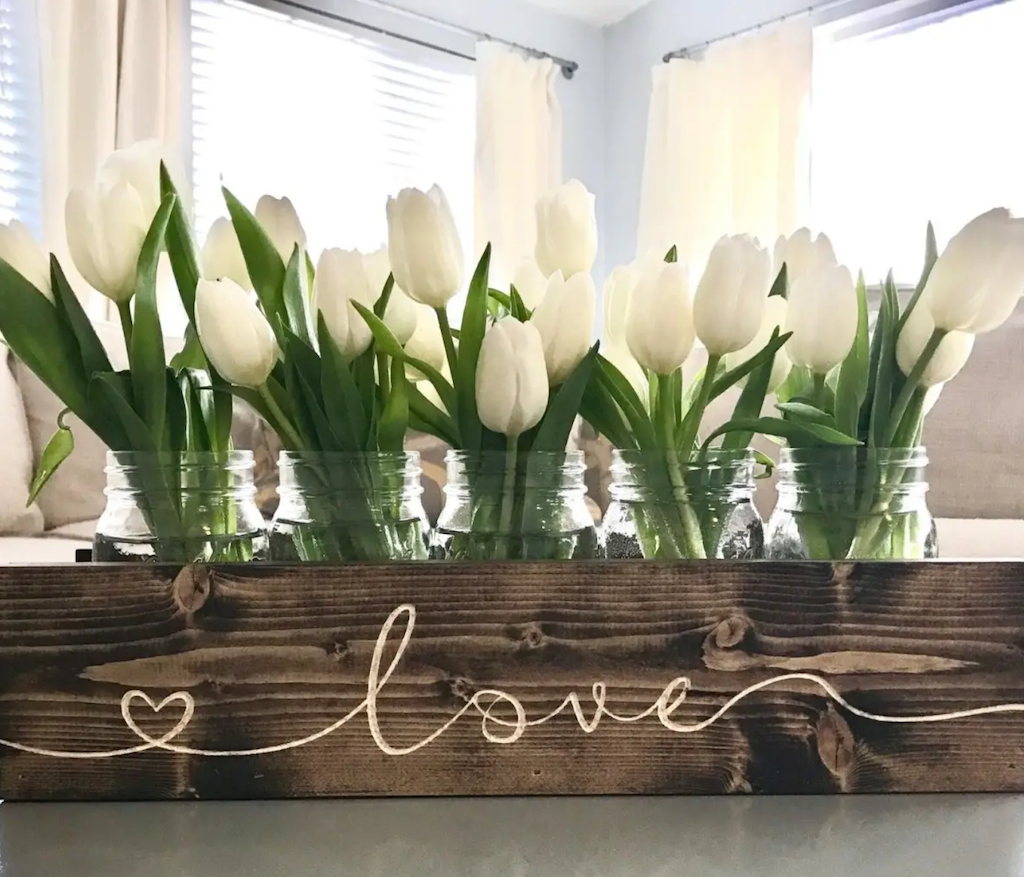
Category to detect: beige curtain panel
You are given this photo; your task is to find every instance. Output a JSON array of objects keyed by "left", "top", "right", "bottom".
[{"left": 637, "top": 21, "right": 814, "bottom": 277}]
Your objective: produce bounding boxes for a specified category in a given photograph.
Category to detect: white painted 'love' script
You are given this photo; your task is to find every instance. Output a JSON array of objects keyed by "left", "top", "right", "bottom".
[{"left": 3, "top": 603, "right": 1024, "bottom": 760}]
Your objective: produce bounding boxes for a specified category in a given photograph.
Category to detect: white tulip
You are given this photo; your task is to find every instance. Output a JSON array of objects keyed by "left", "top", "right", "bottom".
[
  {"left": 625, "top": 261, "right": 695, "bottom": 375},
  {"left": 65, "top": 142, "right": 168, "bottom": 303},
  {"left": 404, "top": 302, "right": 446, "bottom": 380},
  {"left": 201, "top": 218, "right": 251, "bottom": 290},
  {"left": 255, "top": 195, "right": 306, "bottom": 263},
  {"left": 919, "top": 208, "right": 1024, "bottom": 334},
  {"left": 475, "top": 317, "right": 549, "bottom": 436},
  {"left": 603, "top": 265, "right": 637, "bottom": 350},
  {"left": 725, "top": 296, "right": 792, "bottom": 393},
  {"left": 534, "top": 179, "right": 598, "bottom": 279},
  {"left": 529, "top": 270, "right": 596, "bottom": 386},
  {"left": 364, "top": 245, "right": 391, "bottom": 298},
  {"left": 0, "top": 220, "right": 51, "bottom": 301},
  {"left": 387, "top": 185, "right": 465, "bottom": 309},
  {"left": 315, "top": 248, "right": 379, "bottom": 359},
  {"left": 195, "top": 278, "right": 277, "bottom": 388},
  {"left": 785, "top": 262, "right": 858, "bottom": 374},
  {"left": 510, "top": 257, "right": 548, "bottom": 310},
  {"left": 773, "top": 228, "right": 837, "bottom": 287},
  {"left": 897, "top": 303, "right": 975, "bottom": 388},
  {"left": 693, "top": 234, "right": 771, "bottom": 356}
]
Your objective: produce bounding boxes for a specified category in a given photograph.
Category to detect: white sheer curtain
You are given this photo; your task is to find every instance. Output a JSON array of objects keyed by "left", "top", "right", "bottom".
[
  {"left": 36, "top": 0, "right": 185, "bottom": 313},
  {"left": 474, "top": 41, "right": 562, "bottom": 288},
  {"left": 637, "top": 21, "right": 813, "bottom": 276}
]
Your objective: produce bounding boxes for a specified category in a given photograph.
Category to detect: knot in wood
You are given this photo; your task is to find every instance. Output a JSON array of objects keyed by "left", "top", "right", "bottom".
[
  {"left": 449, "top": 676, "right": 475, "bottom": 703},
  {"left": 816, "top": 704, "right": 855, "bottom": 780},
  {"left": 713, "top": 615, "right": 753, "bottom": 649},
  {"left": 173, "top": 565, "right": 210, "bottom": 614},
  {"left": 521, "top": 623, "right": 546, "bottom": 648}
]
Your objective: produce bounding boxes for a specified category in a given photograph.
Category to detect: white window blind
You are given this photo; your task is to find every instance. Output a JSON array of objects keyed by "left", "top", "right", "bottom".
[
  {"left": 811, "top": 0, "right": 1024, "bottom": 284},
  {"left": 190, "top": 0, "right": 476, "bottom": 268},
  {"left": 0, "top": 0, "right": 42, "bottom": 234}
]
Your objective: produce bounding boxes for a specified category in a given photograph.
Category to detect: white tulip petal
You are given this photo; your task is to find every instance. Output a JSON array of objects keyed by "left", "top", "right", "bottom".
[
  {"left": 896, "top": 304, "right": 975, "bottom": 387},
  {"left": 626, "top": 262, "right": 695, "bottom": 375},
  {"left": 785, "top": 262, "right": 858, "bottom": 374},
  {"left": 0, "top": 220, "right": 52, "bottom": 300},
  {"left": 202, "top": 217, "right": 251, "bottom": 290}
]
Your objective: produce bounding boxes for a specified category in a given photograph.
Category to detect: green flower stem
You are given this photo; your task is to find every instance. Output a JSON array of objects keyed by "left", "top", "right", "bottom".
[
  {"left": 656, "top": 373, "right": 707, "bottom": 560},
  {"left": 257, "top": 384, "right": 304, "bottom": 449},
  {"left": 883, "top": 328, "right": 945, "bottom": 447},
  {"left": 813, "top": 372, "right": 828, "bottom": 409},
  {"left": 498, "top": 437, "right": 518, "bottom": 559},
  {"left": 678, "top": 355, "right": 720, "bottom": 455},
  {"left": 118, "top": 301, "right": 134, "bottom": 348},
  {"left": 435, "top": 307, "right": 459, "bottom": 384}
]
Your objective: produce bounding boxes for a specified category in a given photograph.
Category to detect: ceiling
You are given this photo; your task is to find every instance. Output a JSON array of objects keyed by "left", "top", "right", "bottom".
[{"left": 523, "top": 0, "right": 655, "bottom": 27}]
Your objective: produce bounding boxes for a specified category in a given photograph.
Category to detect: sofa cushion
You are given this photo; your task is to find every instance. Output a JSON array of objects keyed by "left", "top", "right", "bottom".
[
  {"left": 0, "top": 345, "right": 45, "bottom": 535},
  {"left": 0, "top": 535, "right": 91, "bottom": 564}
]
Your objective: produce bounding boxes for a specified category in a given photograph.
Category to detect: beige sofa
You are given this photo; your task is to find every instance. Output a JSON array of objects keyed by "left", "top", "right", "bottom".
[{"left": 3, "top": 313, "right": 1023, "bottom": 563}]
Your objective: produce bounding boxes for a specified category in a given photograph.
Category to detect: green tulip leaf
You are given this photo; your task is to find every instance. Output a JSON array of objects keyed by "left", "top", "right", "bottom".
[
  {"left": 898, "top": 220, "right": 940, "bottom": 333},
  {"left": 456, "top": 244, "right": 492, "bottom": 453},
  {"left": 768, "top": 264, "right": 788, "bottom": 299},
  {"left": 664, "top": 245, "right": 678, "bottom": 263},
  {"left": 752, "top": 449, "right": 776, "bottom": 479},
  {"left": 26, "top": 410, "right": 75, "bottom": 505},
  {"left": 703, "top": 416, "right": 860, "bottom": 450},
  {"left": 595, "top": 356, "right": 659, "bottom": 449},
  {"left": 774, "top": 401, "right": 838, "bottom": 427},
  {"left": 160, "top": 163, "right": 202, "bottom": 321},
  {"left": 165, "top": 369, "right": 188, "bottom": 454},
  {"left": 869, "top": 277, "right": 900, "bottom": 447},
  {"left": 531, "top": 343, "right": 600, "bottom": 452},
  {"left": 179, "top": 370, "right": 212, "bottom": 453},
  {"left": 488, "top": 288, "right": 512, "bottom": 314},
  {"left": 317, "top": 315, "right": 368, "bottom": 450},
  {"left": 50, "top": 257, "right": 111, "bottom": 379},
  {"left": 282, "top": 244, "right": 313, "bottom": 348},
  {"left": 374, "top": 273, "right": 395, "bottom": 319},
  {"left": 130, "top": 193, "right": 175, "bottom": 448},
  {"left": 710, "top": 330, "right": 793, "bottom": 401},
  {"left": 223, "top": 187, "right": 286, "bottom": 334},
  {"left": 407, "top": 383, "right": 460, "bottom": 446},
  {"left": 351, "top": 301, "right": 457, "bottom": 415},
  {"left": 509, "top": 285, "right": 530, "bottom": 321},
  {"left": 378, "top": 357, "right": 409, "bottom": 453},
  {"left": 834, "top": 272, "right": 870, "bottom": 438},
  {"left": 0, "top": 258, "right": 90, "bottom": 417},
  {"left": 91, "top": 372, "right": 160, "bottom": 452},
  {"left": 721, "top": 331, "right": 782, "bottom": 451}
]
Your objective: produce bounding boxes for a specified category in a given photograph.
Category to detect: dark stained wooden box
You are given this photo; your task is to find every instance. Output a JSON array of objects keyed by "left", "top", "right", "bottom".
[{"left": 2, "top": 561, "right": 1023, "bottom": 800}]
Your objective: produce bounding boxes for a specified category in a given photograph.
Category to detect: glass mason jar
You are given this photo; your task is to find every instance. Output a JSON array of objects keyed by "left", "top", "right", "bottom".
[
  {"left": 269, "top": 452, "right": 428, "bottom": 562},
  {"left": 433, "top": 450, "right": 599, "bottom": 560},
  {"left": 93, "top": 451, "right": 268, "bottom": 562},
  {"left": 601, "top": 449, "right": 764, "bottom": 559},
  {"left": 766, "top": 446, "right": 937, "bottom": 560}
]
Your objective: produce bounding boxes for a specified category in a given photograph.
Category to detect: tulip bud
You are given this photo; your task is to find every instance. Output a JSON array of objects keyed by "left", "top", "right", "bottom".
[
  {"left": 693, "top": 234, "right": 771, "bottom": 356},
  {"left": 534, "top": 180, "right": 598, "bottom": 279},
  {"left": 0, "top": 220, "right": 52, "bottom": 301},
  {"left": 529, "top": 270, "right": 596, "bottom": 386},
  {"left": 65, "top": 141, "right": 169, "bottom": 302},
  {"left": 404, "top": 302, "right": 446, "bottom": 380},
  {"left": 387, "top": 185, "right": 465, "bottom": 309},
  {"left": 785, "top": 262, "right": 858, "bottom": 374},
  {"left": 897, "top": 303, "right": 975, "bottom": 388},
  {"left": 773, "top": 228, "right": 837, "bottom": 287},
  {"left": 255, "top": 195, "right": 307, "bottom": 263},
  {"left": 724, "top": 296, "right": 792, "bottom": 393},
  {"left": 510, "top": 257, "right": 548, "bottom": 310},
  {"left": 315, "top": 248, "right": 379, "bottom": 359},
  {"left": 625, "top": 261, "right": 695, "bottom": 375},
  {"left": 919, "top": 208, "right": 1024, "bottom": 334},
  {"left": 195, "top": 278, "right": 277, "bottom": 388},
  {"left": 475, "top": 317, "right": 549, "bottom": 436},
  {"left": 201, "top": 218, "right": 251, "bottom": 290}
]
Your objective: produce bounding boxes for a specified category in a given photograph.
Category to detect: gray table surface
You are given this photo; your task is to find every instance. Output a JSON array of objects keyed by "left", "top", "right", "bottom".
[{"left": 2, "top": 796, "right": 1023, "bottom": 876}]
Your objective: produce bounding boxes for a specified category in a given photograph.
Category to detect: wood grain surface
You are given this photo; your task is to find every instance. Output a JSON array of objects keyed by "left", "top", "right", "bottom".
[{"left": 2, "top": 561, "right": 1023, "bottom": 800}]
